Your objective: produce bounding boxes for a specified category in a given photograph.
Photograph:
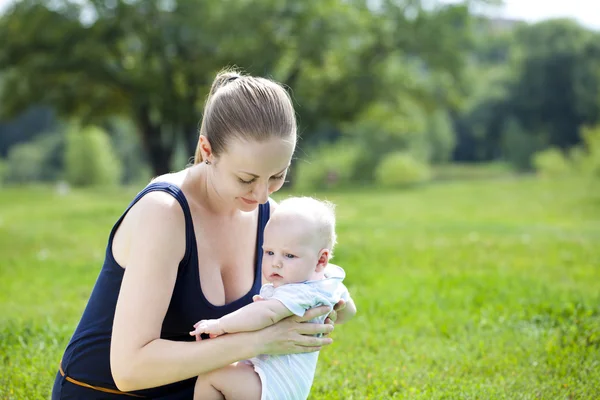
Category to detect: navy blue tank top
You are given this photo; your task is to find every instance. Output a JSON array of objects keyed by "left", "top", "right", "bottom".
[{"left": 59, "top": 182, "right": 270, "bottom": 397}]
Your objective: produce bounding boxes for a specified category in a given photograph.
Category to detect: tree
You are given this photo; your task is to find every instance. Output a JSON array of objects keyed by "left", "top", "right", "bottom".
[
  {"left": 507, "top": 19, "right": 600, "bottom": 149},
  {"left": 0, "top": 0, "right": 487, "bottom": 177}
]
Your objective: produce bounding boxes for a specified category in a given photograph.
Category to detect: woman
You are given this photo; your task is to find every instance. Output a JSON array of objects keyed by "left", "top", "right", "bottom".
[{"left": 52, "top": 69, "right": 356, "bottom": 399}]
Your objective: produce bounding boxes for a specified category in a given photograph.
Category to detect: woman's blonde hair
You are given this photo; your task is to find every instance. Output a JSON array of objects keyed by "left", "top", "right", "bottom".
[{"left": 194, "top": 69, "right": 297, "bottom": 164}]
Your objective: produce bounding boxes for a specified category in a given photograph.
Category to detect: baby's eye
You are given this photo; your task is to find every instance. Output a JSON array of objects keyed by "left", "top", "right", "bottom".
[
  {"left": 285, "top": 254, "right": 296, "bottom": 259},
  {"left": 265, "top": 250, "right": 274, "bottom": 256}
]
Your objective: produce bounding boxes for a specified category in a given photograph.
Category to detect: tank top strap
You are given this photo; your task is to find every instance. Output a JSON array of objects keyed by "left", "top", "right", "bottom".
[
  {"left": 251, "top": 200, "right": 271, "bottom": 292},
  {"left": 258, "top": 200, "right": 271, "bottom": 232},
  {"left": 107, "top": 181, "right": 195, "bottom": 268}
]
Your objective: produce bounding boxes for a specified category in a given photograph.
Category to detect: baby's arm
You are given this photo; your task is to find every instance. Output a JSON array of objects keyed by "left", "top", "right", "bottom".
[
  {"left": 190, "top": 300, "right": 294, "bottom": 337},
  {"left": 334, "top": 296, "right": 357, "bottom": 325}
]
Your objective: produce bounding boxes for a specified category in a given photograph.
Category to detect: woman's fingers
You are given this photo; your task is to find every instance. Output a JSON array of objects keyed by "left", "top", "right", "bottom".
[
  {"left": 295, "top": 321, "right": 334, "bottom": 336},
  {"left": 297, "top": 305, "right": 332, "bottom": 322},
  {"left": 333, "top": 299, "right": 346, "bottom": 311},
  {"left": 296, "top": 335, "right": 333, "bottom": 347},
  {"left": 327, "top": 309, "right": 337, "bottom": 324}
]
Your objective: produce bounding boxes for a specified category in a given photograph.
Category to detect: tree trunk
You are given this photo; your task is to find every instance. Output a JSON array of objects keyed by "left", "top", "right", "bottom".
[
  {"left": 184, "top": 123, "right": 199, "bottom": 163},
  {"left": 136, "top": 105, "right": 174, "bottom": 177}
]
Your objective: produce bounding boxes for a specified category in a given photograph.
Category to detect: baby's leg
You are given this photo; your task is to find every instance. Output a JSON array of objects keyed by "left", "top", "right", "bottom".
[{"left": 193, "top": 362, "right": 261, "bottom": 400}]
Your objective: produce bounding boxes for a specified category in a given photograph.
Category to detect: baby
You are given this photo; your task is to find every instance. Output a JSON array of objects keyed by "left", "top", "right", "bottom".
[{"left": 190, "top": 196, "right": 352, "bottom": 400}]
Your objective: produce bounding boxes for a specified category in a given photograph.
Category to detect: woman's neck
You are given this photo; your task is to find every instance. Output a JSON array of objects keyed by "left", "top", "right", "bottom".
[{"left": 185, "top": 165, "right": 240, "bottom": 218}]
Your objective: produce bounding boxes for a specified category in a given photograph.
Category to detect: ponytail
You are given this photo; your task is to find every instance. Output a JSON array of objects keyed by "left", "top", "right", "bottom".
[{"left": 194, "top": 70, "right": 242, "bottom": 164}]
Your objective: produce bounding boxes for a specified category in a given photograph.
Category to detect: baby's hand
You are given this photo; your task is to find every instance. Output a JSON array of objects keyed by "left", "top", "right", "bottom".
[{"left": 189, "top": 319, "right": 225, "bottom": 340}]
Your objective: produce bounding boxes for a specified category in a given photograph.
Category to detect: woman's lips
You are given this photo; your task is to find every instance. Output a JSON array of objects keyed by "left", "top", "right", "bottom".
[{"left": 241, "top": 197, "right": 258, "bottom": 205}]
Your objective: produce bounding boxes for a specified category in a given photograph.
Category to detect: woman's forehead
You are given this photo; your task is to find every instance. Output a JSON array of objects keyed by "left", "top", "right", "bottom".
[{"left": 224, "top": 137, "right": 295, "bottom": 172}]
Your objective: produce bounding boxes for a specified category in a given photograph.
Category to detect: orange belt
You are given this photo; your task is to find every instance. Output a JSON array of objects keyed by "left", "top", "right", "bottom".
[{"left": 59, "top": 361, "right": 146, "bottom": 398}]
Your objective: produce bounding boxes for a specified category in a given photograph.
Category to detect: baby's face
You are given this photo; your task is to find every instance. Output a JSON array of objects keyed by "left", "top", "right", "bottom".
[{"left": 261, "top": 211, "right": 321, "bottom": 287}]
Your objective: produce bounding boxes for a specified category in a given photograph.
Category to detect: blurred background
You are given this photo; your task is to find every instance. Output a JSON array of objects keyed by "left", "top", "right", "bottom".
[
  {"left": 0, "top": 0, "right": 598, "bottom": 188},
  {"left": 1, "top": 1, "right": 600, "bottom": 399}
]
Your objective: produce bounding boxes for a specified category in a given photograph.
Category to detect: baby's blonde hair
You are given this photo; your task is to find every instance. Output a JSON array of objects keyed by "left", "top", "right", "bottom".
[{"left": 276, "top": 196, "right": 337, "bottom": 258}]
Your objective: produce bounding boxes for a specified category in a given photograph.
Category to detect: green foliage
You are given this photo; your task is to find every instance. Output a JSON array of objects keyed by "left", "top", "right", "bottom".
[
  {"left": 507, "top": 20, "right": 600, "bottom": 150},
  {"left": 0, "top": 158, "right": 5, "bottom": 185},
  {"left": 105, "top": 117, "right": 152, "bottom": 185},
  {"left": 531, "top": 124, "right": 600, "bottom": 180},
  {"left": 0, "top": 0, "right": 480, "bottom": 176},
  {"left": 5, "top": 144, "right": 46, "bottom": 183},
  {"left": 432, "top": 161, "right": 514, "bottom": 181},
  {"left": 343, "top": 101, "right": 427, "bottom": 182},
  {"left": 501, "top": 117, "right": 545, "bottom": 171},
  {"left": 375, "top": 152, "right": 432, "bottom": 187},
  {"left": 4, "top": 132, "right": 63, "bottom": 183},
  {"left": 532, "top": 148, "right": 571, "bottom": 178},
  {"left": 422, "top": 108, "right": 456, "bottom": 164},
  {"left": 2, "top": 178, "right": 600, "bottom": 398},
  {"left": 64, "top": 125, "right": 122, "bottom": 187},
  {"left": 575, "top": 125, "right": 600, "bottom": 177},
  {"left": 294, "top": 142, "right": 360, "bottom": 191}
]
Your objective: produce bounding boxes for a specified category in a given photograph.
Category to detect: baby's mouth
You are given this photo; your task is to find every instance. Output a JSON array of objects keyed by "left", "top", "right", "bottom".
[{"left": 270, "top": 273, "right": 283, "bottom": 279}]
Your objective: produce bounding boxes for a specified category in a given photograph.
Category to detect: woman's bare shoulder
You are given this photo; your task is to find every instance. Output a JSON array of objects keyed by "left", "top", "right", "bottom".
[{"left": 126, "top": 180, "right": 188, "bottom": 243}]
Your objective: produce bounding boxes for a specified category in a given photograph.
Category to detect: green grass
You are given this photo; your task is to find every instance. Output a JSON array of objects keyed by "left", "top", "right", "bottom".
[{"left": 1, "top": 177, "right": 600, "bottom": 399}]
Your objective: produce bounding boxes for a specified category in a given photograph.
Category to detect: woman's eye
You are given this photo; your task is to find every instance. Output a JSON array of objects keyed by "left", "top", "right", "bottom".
[
  {"left": 239, "top": 178, "right": 255, "bottom": 184},
  {"left": 271, "top": 174, "right": 285, "bottom": 181}
]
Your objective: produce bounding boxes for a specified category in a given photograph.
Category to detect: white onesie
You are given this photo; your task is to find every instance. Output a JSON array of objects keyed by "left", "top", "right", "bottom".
[{"left": 244, "top": 265, "right": 350, "bottom": 400}]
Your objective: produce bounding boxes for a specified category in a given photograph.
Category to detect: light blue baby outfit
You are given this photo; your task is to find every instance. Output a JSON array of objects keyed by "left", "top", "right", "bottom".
[{"left": 245, "top": 265, "right": 350, "bottom": 400}]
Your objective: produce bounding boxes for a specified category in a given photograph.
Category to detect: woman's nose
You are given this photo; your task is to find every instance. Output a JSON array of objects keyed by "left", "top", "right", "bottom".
[{"left": 253, "top": 182, "right": 269, "bottom": 204}]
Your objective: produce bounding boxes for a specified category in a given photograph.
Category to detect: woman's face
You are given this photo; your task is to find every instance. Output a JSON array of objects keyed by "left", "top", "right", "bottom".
[{"left": 209, "top": 136, "right": 296, "bottom": 212}]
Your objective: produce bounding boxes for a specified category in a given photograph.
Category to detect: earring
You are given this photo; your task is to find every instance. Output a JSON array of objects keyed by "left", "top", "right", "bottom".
[{"left": 205, "top": 159, "right": 211, "bottom": 165}]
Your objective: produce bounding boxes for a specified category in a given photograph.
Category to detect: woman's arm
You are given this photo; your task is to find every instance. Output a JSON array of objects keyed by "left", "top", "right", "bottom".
[
  {"left": 110, "top": 193, "right": 334, "bottom": 392},
  {"left": 111, "top": 193, "right": 260, "bottom": 391}
]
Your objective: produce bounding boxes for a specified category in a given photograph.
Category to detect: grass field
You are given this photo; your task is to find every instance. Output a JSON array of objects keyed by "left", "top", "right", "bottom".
[{"left": 1, "top": 177, "right": 599, "bottom": 399}]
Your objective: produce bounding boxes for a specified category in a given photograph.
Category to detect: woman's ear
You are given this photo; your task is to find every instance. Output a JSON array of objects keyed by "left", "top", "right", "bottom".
[
  {"left": 316, "top": 249, "right": 330, "bottom": 272},
  {"left": 198, "top": 135, "right": 213, "bottom": 163}
]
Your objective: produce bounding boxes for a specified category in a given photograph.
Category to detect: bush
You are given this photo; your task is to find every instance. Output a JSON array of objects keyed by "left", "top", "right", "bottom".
[
  {"left": 342, "top": 101, "right": 427, "bottom": 181},
  {"left": 576, "top": 125, "right": 600, "bottom": 178},
  {"left": 294, "top": 142, "right": 360, "bottom": 191},
  {"left": 0, "top": 158, "right": 6, "bottom": 186},
  {"left": 64, "top": 125, "right": 122, "bottom": 187},
  {"left": 501, "top": 118, "right": 545, "bottom": 171},
  {"left": 375, "top": 152, "right": 431, "bottom": 187},
  {"left": 532, "top": 148, "right": 571, "bottom": 178},
  {"left": 104, "top": 117, "right": 152, "bottom": 184},
  {"left": 4, "top": 132, "right": 64, "bottom": 183},
  {"left": 411, "top": 109, "right": 456, "bottom": 164}
]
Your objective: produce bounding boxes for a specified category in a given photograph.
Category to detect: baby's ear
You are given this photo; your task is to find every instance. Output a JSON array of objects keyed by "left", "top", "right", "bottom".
[{"left": 316, "top": 249, "right": 329, "bottom": 272}]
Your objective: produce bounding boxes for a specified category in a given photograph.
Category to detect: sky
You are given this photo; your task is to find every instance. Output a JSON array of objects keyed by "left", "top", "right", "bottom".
[
  {"left": 466, "top": 0, "right": 600, "bottom": 30},
  {"left": 0, "top": 0, "right": 598, "bottom": 30}
]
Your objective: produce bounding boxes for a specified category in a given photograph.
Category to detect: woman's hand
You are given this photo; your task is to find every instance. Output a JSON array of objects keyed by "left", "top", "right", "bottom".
[
  {"left": 255, "top": 305, "right": 334, "bottom": 356},
  {"left": 324, "top": 299, "right": 345, "bottom": 326}
]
